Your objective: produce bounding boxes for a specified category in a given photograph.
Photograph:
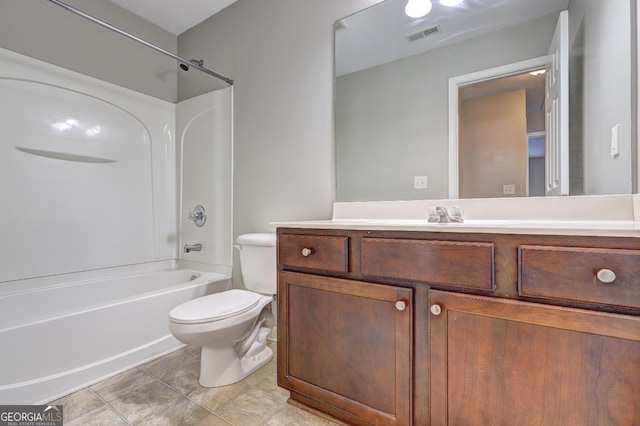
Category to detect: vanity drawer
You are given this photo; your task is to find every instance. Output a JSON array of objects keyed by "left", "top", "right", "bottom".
[
  {"left": 361, "top": 238, "right": 495, "bottom": 291},
  {"left": 519, "top": 245, "right": 640, "bottom": 310},
  {"left": 278, "top": 234, "right": 349, "bottom": 273}
]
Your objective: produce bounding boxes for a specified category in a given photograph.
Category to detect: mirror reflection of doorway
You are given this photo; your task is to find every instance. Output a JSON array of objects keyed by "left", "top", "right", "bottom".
[
  {"left": 528, "top": 132, "right": 546, "bottom": 196},
  {"left": 458, "top": 70, "right": 546, "bottom": 198},
  {"left": 451, "top": 11, "right": 569, "bottom": 199}
]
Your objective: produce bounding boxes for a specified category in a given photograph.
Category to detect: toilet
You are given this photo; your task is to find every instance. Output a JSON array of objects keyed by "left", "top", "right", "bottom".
[{"left": 169, "top": 233, "right": 277, "bottom": 387}]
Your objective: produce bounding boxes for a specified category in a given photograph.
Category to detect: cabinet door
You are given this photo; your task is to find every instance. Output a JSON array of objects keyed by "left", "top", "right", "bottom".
[
  {"left": 278, "top": 271, "right": 413, "bottom": 426},
  {"left": 428, "top": 290, "right": 640, "bottom": 425}
]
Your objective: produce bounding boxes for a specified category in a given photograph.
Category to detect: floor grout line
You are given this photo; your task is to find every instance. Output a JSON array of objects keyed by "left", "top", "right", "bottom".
[
  {"left": 53, "top": 343, "right": 336, "bottom": 426},
  {"left": 136, "top": 353, "right": 243, "bottom": 423}
]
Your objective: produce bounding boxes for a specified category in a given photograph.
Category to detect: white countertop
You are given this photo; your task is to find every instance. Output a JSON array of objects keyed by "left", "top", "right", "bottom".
[
  {"left": 272, "top": 219, "right": 640, "bottom": 237},
  {"left": 272, "top": 195, "right": 640, "bottom": 237}
]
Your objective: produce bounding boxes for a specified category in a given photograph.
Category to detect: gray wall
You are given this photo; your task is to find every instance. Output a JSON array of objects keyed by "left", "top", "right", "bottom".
[
  {"left": 335, "top": 13, "right": 558, "bottom": 201},
  {"left": 0, "top": 0, "right": 177, "bottom": 102},
  {"left": 177, "top": 0, "right": 381, "bottom": 286},
  {"left": 568, "top": 0, "right": 634, "bottom": 195}
]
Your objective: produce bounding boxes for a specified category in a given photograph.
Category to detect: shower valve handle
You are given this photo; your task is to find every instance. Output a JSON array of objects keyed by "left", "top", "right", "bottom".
[
  {"left": 187, "top": 205, "right": 207, "bottom": 227},
  {"left": 188, "top": 211, "right": 202, "bottom": 221}
]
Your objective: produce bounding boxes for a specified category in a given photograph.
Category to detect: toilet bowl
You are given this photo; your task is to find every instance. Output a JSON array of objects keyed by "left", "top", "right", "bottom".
[{"left": 169, "top": 233, "right": 277, "bottom": 387}]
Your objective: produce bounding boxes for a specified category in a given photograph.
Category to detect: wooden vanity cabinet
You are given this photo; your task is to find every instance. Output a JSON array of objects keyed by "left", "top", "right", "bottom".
[
  {"left": 278, "top": 271, "right": 414, "bottom": 425},
  {"left": 428, "top": 290, "right": 640, "bottom": 425},
  {"left": 277, "top": 228, "right": 640, "bottom": 425}
]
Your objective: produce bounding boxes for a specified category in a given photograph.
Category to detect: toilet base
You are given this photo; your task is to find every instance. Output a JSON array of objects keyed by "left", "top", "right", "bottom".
[{"left": 199, "top": 329, "right": 273, "bottom": 387}]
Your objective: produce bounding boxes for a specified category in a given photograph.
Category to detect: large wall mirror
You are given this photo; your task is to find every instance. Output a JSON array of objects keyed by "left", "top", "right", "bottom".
[{"left": 335, "top": 0, "right": 638, "bottom": 202}]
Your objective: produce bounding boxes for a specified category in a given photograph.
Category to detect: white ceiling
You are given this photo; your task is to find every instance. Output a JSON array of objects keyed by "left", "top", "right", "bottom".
[{"left": 108, "top": 0, "right": 238, "bottom": 35}]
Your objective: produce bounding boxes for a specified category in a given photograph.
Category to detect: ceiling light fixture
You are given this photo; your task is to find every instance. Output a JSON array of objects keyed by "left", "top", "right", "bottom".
[
  {"left": 405, "top": 0, "right": 433, "bottom": 18},
  {"left": 440, "top": 0, "right": 464, "bottom": 6}
]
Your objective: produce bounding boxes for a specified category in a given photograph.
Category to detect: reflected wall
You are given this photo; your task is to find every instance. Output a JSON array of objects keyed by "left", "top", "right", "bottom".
[
  {"left": 336, "top": 0, "right": 635, "bottom": 201},
  {"left": 336, "top": 13, "right": 557, "bottom": 201}
]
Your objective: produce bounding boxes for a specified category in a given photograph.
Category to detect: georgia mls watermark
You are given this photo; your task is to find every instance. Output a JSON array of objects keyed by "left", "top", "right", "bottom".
[{"left": 0, "top": 405, "right": 63, "bottom": 426}]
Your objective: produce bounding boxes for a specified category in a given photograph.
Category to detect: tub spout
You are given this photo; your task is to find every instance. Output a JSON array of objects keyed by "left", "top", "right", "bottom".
[{"left": 184, "top": 243, "right": 202, "bottom": 253}]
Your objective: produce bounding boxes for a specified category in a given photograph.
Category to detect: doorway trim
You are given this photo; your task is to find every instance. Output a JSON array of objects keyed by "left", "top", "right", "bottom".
[{"left": 448, "top": 56, "right": 547, "bottom": 198}]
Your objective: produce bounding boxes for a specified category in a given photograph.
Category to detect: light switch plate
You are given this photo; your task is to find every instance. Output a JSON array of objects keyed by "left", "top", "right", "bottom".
[
  {"left": 414, "top": 176, "right": 428, "bottom": 189},
  {"left": 611, "top": 124, "right": 621, "bottom": 157}
]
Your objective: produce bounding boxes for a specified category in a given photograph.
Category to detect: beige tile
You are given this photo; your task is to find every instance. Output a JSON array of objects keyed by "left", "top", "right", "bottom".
[
  {"left": 182, "top": 345, "right": 201, "bottom": 360},
  {"left": 107, "top": 379, "right": 181, "bottom": 423},
  {"left": 90, "top": 368, "right": 155, "bottom": 402},
  {"left": 195, "top": 415, "right": 235, "bottom": 426},
  {"left": 243, "top": 361, "right": 289, "bottom": 402},
  {"left": 139, "top": 348, "right": 195, "bottom": 380},
  {"left": 48, "top": 341, "right": 341, "bottom": 426},
  {"left": 188, "top": 381, "right": 250, "bottom": 412},
  {"left": 159, "top": 358, "right": 202, "bottom": 395},
  {"left": 215, "top": 386, "right": 285, "bottom": 426},
  {"left": 138, "top": 345, "right": 204, "bottom": 395},
  {"left": 135, "top": 396, "right": 229, "bottom": 426},
  {"left": 263, "top": 404, "right": 341, "bottom": 426},
  {"left": 66, "top": 405, "right": 127, "bottom": 426},
  {"left": 50, "top": 388, "right": 104, "bottom": 423}
]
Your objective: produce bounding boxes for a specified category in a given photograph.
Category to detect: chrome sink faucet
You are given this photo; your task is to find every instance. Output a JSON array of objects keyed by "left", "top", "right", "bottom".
[
  {"left": 428, "top": 206, "right": 464, "bottom": 223},
  {"left": 184, "top": 243, "right": 202, "bottom": 253}
]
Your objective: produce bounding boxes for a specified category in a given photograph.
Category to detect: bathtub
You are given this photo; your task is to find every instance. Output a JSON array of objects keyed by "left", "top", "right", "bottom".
[{"left": 0, "top": 262, "right": 231, "bottom": 404}]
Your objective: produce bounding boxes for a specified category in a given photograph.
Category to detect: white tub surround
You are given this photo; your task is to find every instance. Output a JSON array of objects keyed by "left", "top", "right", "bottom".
[
  {"left": 0, "top": 47, "right": 176, "bottom": 282},
  {"left": 177, "top": 89, "right": 233, "bottom": 270},
  {"left": 0, "top": 47, "right": 234, "bottom": 283},
  {"left": 0, "top": 47, "right": 233, "bottom": 404},
  {"left": 272, "top": 195, "right": 640, "bottom": 237}
]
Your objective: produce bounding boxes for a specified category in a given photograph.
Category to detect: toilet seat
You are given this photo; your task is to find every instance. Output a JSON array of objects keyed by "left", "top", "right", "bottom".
[{"left": 169, "top": 289, "right": 265, "bottom": 325}]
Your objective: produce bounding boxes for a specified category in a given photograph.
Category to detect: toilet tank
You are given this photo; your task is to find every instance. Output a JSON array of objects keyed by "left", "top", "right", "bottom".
[{"left": 236, "top": 233, "right": 277, "bottom": 295}]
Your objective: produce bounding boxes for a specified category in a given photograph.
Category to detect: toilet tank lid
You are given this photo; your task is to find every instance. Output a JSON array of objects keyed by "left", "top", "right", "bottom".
[{"left": 236, "top": 233, "right": 276, "bottom": 247}]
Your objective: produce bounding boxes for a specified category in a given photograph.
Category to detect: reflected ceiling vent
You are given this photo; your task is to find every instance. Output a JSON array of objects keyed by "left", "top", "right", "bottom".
[
  {"left": 334, "top": 19, "right": 348, "bottom": 31},
  {"left": 405, "top": 25, "right": 441, "bottom": 43}
]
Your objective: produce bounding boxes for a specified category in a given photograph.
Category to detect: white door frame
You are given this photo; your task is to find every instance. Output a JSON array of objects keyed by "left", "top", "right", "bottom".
[
  {"left": 448, "top": 56, "right": 547, "bottom": 198},
  {"left": 545, "top": 10, "right": 569, "bottom": 196}
]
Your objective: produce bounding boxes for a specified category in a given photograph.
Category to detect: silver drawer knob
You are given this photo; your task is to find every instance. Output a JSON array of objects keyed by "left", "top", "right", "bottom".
[
  {"left": 430, "top": 304, "right": 442, "bottom": 316},
  {"left": 395, "top": 300, "right": 407, "bottom": 311},
  {"left": 596, "top": 269, "right": 616, "bottom": 284},
  {"left": 301, "top": 247, "right": 312, "bottom": 257}
]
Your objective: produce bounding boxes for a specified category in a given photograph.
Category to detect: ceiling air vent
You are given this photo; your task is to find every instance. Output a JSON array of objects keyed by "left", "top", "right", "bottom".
[
  {"left": 334, "top": 20, "right": 348, "bottom": 31},
  {"left": 405, "top": 25, "right": 441, "bottom": 43}
]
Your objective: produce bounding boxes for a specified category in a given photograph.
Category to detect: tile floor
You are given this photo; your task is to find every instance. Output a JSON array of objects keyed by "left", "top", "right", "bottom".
[{"left": 51, "top": 343, "right": 341, "bottom": 426}]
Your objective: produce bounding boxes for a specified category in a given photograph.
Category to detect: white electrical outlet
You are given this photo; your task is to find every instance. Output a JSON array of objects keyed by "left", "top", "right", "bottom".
[
  {"left": 414, "top": 176, "right": 428, "bottom": 189},
  {"left": 503, "top": 184, "right": 516, "bottom": 195}
]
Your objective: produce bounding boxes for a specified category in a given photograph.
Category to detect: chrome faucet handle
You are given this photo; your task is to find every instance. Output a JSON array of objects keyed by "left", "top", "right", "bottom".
[
  {"left": 427, "top": 207, "right": 440, "bottom": 223},
  {"left": 427, "top": 206, "right": 452, "bottom": 223},
  {"left": 434, "top": 206, "right": 452, "bottom": 223},
  {"left": 187, "top": 205, "right": 207, "bottom": 227},
  {"left": 448, "top": 206, "right": 464, "bottom": 223}
]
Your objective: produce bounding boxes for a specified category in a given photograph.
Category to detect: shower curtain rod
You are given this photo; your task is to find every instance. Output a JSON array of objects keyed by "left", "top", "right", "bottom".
[{"left": 47, "top": 0, "right": 233, "bottom": 86}]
